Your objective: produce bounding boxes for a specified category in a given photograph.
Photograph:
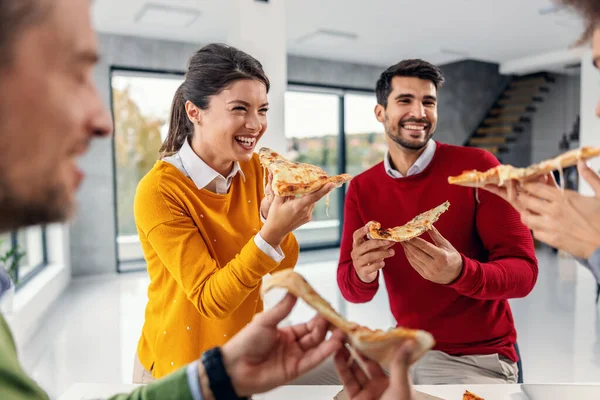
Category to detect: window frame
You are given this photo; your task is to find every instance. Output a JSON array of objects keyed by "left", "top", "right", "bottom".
[
  {"left": 2, "top": 226, "right": 49, "bottom": 290},
  {"left": 286, "top": 81, "right": 376, "bottom": 251},
  {"left": 110, "top": 66, "right": 186, "bottom": 273}
]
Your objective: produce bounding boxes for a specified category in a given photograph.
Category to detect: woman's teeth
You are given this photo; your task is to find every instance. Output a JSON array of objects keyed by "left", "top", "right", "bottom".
[{"left": 235, "top": 136, "right": 256, "bottom": 146}]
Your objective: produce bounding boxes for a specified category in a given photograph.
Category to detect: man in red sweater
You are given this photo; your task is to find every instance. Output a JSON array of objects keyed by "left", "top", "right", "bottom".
[{"left": 337, "top": 59, "right": 538, "bottom": 384}]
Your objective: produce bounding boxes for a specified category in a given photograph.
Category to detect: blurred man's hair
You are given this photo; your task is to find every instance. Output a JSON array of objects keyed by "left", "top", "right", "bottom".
[
  {"left": 0, "top": 1, "right": 50, "bottom": 67},
  {"left": 555, "top": 0, "right": 600, "bottom": 45}
]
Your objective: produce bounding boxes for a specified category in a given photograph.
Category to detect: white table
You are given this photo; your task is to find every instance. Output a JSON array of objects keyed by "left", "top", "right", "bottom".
[{"left": 58, "top": 383, "right": 526, "bottom": 400}]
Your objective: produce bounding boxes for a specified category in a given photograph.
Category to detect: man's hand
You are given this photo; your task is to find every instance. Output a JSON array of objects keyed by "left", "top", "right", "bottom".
[
  {"left": 484, "top": 161, "right": 600, "bottom": 259},
  {"left": 351, "top": 224, "right": 395, "bottom": 283},
  {"left": 220, "top": 294, "right": 345, "bottom": 397},
  {"left": 334, "top": 341, "right": 417, "bottom": 400},
  {"left": 401, "top": 227, "right": 463, "bottom": 285}
]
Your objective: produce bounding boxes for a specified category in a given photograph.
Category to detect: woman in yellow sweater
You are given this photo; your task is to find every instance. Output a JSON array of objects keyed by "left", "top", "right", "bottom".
[{"left": 132, "top": 43, "right": 333, "bottom": 381}]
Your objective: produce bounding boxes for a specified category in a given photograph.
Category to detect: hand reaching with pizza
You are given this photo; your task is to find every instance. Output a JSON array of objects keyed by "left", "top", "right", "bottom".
[
  {"left": 401, "top": 227, "right": 463, "bottom": 285},
  {"left": 489, "top": 161, "right": 600, "bottom": 259},
  {"left": 351, "top": 225, "right": 396, "bottom": 283},
  {"left": 483, "top": 172, "right": 556, "bottom": 213},
  {"left": 260, "top": 183, "right": 335, "bottom": 248},
  {"left": 334, "top": 340, "right": 417, "bottom": 400}
]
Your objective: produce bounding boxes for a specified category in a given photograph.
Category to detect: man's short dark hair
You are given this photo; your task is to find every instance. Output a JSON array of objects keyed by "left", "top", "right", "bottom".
[
  {"left": 0, "top": 0, "right": 46, "bottom": 67},
  {"left": 554, "top": 0, "right": 600, "bottom": 44},
  {"left": 375, "top": 59, "right": 445, "bottom": 107}
]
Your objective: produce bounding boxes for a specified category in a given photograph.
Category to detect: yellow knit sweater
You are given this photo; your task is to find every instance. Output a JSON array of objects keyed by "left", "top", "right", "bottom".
[{"left": 134, "top": 154, "right": 299, "bottom": 378}]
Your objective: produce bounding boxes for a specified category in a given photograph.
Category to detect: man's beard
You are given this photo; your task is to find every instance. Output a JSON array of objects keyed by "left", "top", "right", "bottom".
[
  {"left": 386, "top": 117, "right": 434, "bottom": 151},
  {"left": 387, "top": 130, "right": 433, "bottom": 150},
  {"left": 0, "top": 179, "right": 71, "bottom": 233}
]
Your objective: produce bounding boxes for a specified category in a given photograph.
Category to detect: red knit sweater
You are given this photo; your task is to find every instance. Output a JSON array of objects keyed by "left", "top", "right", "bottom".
[{"left": 337, "top": 143, "right": 538, "bottom": 362}]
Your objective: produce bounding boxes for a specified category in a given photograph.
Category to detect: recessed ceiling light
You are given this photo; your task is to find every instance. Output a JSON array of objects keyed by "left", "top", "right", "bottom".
[
  {"left": 295, "top": 29, "right": 358, "bottom": 47},
  {"left": 134, "top": 3, "right": 201, "bottom": 28}
]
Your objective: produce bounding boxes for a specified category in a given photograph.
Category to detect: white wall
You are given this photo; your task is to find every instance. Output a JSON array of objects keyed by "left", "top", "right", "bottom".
[
  {"left": 580, "top": 50, "right": 600, "bottom": 195},
  {"left": 531, "top": 74, "right": 581, "bottom": 163}
]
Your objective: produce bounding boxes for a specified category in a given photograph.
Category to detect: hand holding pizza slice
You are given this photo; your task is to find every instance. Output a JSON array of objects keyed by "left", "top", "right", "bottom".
[
  {"left": 351, "top": 202, "right": 451, "bottom": 284},
  {"left": 402, "top": 226, "right": 464, "bottom": 285},
  {"left": 262, "top": 270, "right": 435, "bottom": 373}
]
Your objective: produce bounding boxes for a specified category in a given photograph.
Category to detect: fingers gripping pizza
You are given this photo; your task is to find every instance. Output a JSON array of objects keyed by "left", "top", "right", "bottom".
[
  {"left": 262, "top": 270, "right": 435, "bottom": 375},
  {"left": 367, "top": 201, "right": 450, "bottom": 242}
]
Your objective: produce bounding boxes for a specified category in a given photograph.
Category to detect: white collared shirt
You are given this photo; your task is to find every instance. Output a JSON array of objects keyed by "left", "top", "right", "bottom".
[
  {"left": 176, "top": 137, "right": 246, "bottom": 194},
  {"left": 164, "top": 138, "right": 283, "bottom": 262},
  {"left": 384, "top": 140, "right": 437, "bottom": 178}
]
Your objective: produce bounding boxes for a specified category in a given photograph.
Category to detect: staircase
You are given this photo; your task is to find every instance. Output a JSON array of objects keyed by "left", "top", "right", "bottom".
[{"left": 464, "top": 73, "right": 556, "bottom": 165}]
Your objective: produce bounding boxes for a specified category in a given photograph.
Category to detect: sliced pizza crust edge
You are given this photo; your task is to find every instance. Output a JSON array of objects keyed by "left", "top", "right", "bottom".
[
  {"left": 366, "top": 201, "right": 451, "bottom": 242},
  {"left": 273, "top": 173, "right": 352, "bottom": 196}
]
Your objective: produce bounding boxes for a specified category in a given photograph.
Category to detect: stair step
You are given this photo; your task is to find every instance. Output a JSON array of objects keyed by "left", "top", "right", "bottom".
[
  {"left": 498, "top": 96, "right": 543, "bottom": 106},
  {"left": 490, "top": 105, "right": 536, "bottom": 115},
  {"left": 484, "top": 116, "right": 530, "bottom": 125},
  {"left": 471, "top": 145, "right": 505, "bottom": 154},
  {"left": 470, "top": 137, "right": 508, "bottom": 145},
  {"left": 510, "top": 75, "right": 555, "bottom": 88},
  {"left": 504, "top": 86, "right": 550, "bottom": 97},
  {"left": 477, "top": 126, "right": 513, "bottom": 135},
  {"left": 475, "top": 126, "right": 523, "bottom": 135}
]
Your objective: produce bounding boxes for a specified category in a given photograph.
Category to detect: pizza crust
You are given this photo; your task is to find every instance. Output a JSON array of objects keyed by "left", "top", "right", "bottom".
[
  {"left": 258, "top": 147, "right": 352, "bottom": 196},
  {"left": 448, "top": 146, "right": 600, "bottom": 188},
  {"left": 262, "top": 270, "right": 435, "bottom": 368},
  {"left": 367, "top": 201, "right": 450, "bottom": 242},
  {"left": 463, "top": 390, "right": 485, "bottom": 400}
]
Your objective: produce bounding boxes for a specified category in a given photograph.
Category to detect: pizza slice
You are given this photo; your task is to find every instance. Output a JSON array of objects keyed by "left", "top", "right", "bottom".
[
  {"left": 463, "top": 390, "right": 485, "bottom": 400},
  {"left": 367, "top": 201, "right": 450, "bottom": 242},
  {"left": 448, "top": 146, "right": 600, "bottom": 188},
  {"left": 258, "top": 147, "right": 352, "bottom": 196},
  {"left": 262, "top": 270, "right": 435, "bottom": 371}
]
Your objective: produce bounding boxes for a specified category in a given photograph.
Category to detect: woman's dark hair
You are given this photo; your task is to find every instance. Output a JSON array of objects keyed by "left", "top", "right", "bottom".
[{"left": 159, "top": 43, "right": 270, "bottom": 158}]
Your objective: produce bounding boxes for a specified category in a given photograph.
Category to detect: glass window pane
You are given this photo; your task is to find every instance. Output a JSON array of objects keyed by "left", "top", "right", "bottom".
[
  {"left": 284, "top": 90, "right": 340, "bottom": 246},
  {"left": 17, "top": 226, "right": 44, "bottom": 281},
  {"left": 345, "top": 93, "right": 386, "bottom": 178},
  {"left": 0, "top": 232, "right": 13, "bottom": 283},
  {"left": 0, "top": 232, "right": 11, "bottom": 255},
  {"left": 112, "top": 72, "right": 183, "bottom": 271}
]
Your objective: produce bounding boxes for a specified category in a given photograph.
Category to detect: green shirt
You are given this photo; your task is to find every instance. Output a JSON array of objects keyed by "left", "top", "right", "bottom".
[{"left": 0, "top": 314, "right": 195, "bottom": 400}]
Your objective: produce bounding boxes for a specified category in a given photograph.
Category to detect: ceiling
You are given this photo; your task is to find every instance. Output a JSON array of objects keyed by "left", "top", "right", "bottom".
[{"left": 92, "top": 0, "right": 585, "bottom": 68}]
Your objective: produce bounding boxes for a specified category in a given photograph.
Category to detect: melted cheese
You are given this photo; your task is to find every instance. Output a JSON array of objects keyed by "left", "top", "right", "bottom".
[{"left": 346, "top": 343, "right": 372, "bottom": 379}]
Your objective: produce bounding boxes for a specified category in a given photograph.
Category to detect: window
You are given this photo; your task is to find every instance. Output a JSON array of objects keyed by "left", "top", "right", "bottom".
[
  {"left": 285, "top": 90, "right": 341, "bottom": 247},
  {"left": 345, "top": 93, "right": 386, "bottom": 176},
  {"left": 111, "top": 68, "right": 184, "bottom": 272},
  {"left": 284, "top": 86, "right": 383, "bottom": 249},
  {"left": 0, "top": 226, "right": 47, "bottom": 289}
]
